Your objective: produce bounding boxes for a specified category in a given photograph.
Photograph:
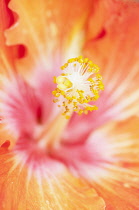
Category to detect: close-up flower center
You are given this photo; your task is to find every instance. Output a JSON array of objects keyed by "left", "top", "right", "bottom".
[
  {"left": 0, "top": 56, "right": 104, "bottom": 174},
  {"left": 34, "top": 56, "right": 104, "bottom": 152},
  {"left": 53, "top": 56, "right": 104, "bottom": 118}
]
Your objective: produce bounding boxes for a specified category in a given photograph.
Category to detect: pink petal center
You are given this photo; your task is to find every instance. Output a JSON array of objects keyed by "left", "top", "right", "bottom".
[{"left": 0, "top": 72, "right": 108, "bottom": 179}]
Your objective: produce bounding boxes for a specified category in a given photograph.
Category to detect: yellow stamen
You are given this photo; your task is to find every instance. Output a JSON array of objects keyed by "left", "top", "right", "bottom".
[{"left": 52, "top": 56, "right": 104, "bottom": 118}]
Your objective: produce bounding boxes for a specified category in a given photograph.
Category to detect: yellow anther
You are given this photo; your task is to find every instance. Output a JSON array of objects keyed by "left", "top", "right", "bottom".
[
  {"left": 78, "top": 56, "right": 83, "bottom": 59},
  {"left": 57, "top": 84, "right": 67, "bottom": 90},
  {"left": 88, "top": 68, "right": 93, "bottom": 72},
  {"left": 80, "top": 59, "right": 84, "bottom": 63},
  {"left": 56, "top": 76, "right": 65, "bottom": 84},
  {"left": 53, "top": 99, "right": 59, "bottom": 103},
  {"left": 66, "top": 115, "right": 70, "bottom": 119},
  {"left": 66, "top": 96, "right": 72, "bottom": 100},
  {"left": 68, "top": 58, "right": 75, "bottom": 63},
  {"left": 96, "top": 74, "right": 102, "bottom": 79},
  {"left": 64, "top": 79, "right": 72, "bottom": 88},
  {"left": 56, "top": 76, "right": 73, "bottom": 90},
  {"left": 100, "top": 84, "right": 104, "bottom": 90},
  {"left": 64, "top": 63, "right": 68, "bottom": 68},
  {"left": 88, "top": 78, "right": 93, "bottom": 82},
  {"left": 83, "top": 99, "right": 88, "bottom": 103},
  {"left": 52, "top": 90, "right": 56, "bottom": 95},
  {"left": 55, "top": 93, "right": 60, "bottom": 97},
  {"left": 61, "top": 66, "right": 65, "bottom": 70},
  {"left": 88, "top": 60, "right": 93, "bottom": 66},
  {"left": 53, "top": 76, "right": 57, "bottom": 83},
  {"left": 93, "top": 95, "right": 99, "bottom": 100},
  {"left": 78, "top": 110, "right": 83, "bottom": 115},
  {"left": 68, "top": 59, "right": 72, "bottom": 63},
  {"left": 84, "top": 110, "right": 88, "bottom": 115},
  {"left": 60, "top": 90, "right": 65, "bottom": 95},
  {"left": 84, "top": 58, "right": 89, "bottom": 63}
]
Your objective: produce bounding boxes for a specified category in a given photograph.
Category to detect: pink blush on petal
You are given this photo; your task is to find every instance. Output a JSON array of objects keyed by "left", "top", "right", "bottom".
[
  {"left": 0, "top": 73, "right": 56, "bottom": 138},
  {"left": 48, "top": 131, "right": 114, "bottom": 179},
  {"left": 11, "top": 126, "right": 112, "bottom": 180},
  {"left": 62, "top": 91, "right": 112, "bottom": 145},
  {"left": 13, "top": 136, "right": 66, "bottom": 176}
]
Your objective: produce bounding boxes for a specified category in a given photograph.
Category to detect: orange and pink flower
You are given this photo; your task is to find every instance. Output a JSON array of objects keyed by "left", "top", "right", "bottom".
[{"left": 0, "top": 0, "right": 139, "bottom": 209}]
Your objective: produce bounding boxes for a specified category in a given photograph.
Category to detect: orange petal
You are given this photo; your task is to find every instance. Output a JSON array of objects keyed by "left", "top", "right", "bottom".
[
  {"left": 0, "top": 123, "right": 15, "bottom": 149},
  {"left": 92, "top": 167, "right": 139, "bottom": 210},
  {"left": 89, "top": 117, "right": 139, "bottom": 209},
  {"left": 90, "top": 117, "right": 139, "bottom": 170},
  {"left": 5, "top": 0, "right": 94, "bottom": 74},
  {"left": 83, "top": 0, "right": 139, "bottom": 119},
  {"left": 0, "top": 0, "right": 18, "bottom": 76},
  {"left": 0, "top": 148, "right": 105, "bottom": 210},
  {"left": 105, "top": 117, "right": 139, "bottom": 173}
]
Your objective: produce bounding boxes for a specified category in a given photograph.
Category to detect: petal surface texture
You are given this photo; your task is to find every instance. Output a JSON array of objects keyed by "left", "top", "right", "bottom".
[
  {"left": 89, "top": 117, "right": 139, "bottom": 210},
  {"left": 5, "top": 0, "right": 93, "bottom": 74},
  {"left": 0, "top": 147, "right": 105, "bottom": 210}
]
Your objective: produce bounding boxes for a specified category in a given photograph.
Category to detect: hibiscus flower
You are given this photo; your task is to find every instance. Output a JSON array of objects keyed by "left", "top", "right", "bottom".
[{"left": 0, "top": 0, "right": 139, "bottom": 209}]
